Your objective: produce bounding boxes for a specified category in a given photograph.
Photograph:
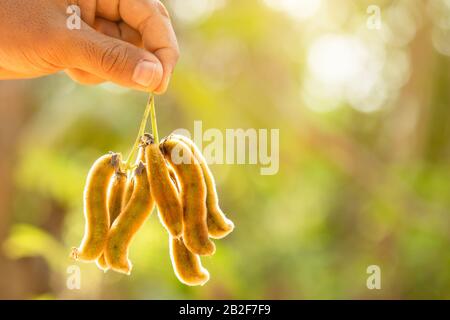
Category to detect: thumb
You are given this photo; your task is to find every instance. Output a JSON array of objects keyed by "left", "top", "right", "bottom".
[{"left": 64, "top": 27, "right": 163, "bottom": 91}]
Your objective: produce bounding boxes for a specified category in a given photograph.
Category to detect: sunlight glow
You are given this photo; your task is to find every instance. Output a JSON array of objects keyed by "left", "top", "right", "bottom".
[
  {"left": 263, "top": 0, "right": 322, "bottom": 20},
  {"left": 304, "top": 34, "right": 390, "bottom": 113},
  {"left": 307, "top": 35, "right": 368, "bottom": 85},
  {"left": 170, "top": 0, "right": 226, "bottom": 23}
]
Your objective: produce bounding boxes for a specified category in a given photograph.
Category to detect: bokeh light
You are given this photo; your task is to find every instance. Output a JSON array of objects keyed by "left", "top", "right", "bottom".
[
  {"left": 170, "top": 0, "right": 226, "bottom": 24},
  {"left": 263, "top": 0, "right": 322, "bottom": 20}
]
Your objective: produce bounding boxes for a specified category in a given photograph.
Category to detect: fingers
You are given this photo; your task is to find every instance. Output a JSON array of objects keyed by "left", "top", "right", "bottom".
[
  {"left": 0, "top": 67, "right": 33, "bottom": 79},
  {"left": 66, "top": 18, "right": 142, "bottom": 85},
  {"left": 118, "top": 22, "right": 144, "bottom": 48},
  {"left": 63, "top": 0, "right": 178, "bottom": 92},
  {"left": 119, "top": 0, "right": 180, "bottom": 94},
  {"left": 77, "top": 0, "right": 96, "bottom": 26},
  {"left": 96, "top": 0, "right": 121, "bottom": 21},
  {"left": 66, "top": 69, "right": 105, "bottom": 84},
  {"left": 63, "top": 25, "right": 164, "bottom": 92},
  {"left": 66, "top": 18, "right": 144, "bottom": 86},
  {"left": 94, "top": 17, "right": 122, "bottom": 39},
  {"left": 94, "top": 18, "right": 143, "bottom": 48}
]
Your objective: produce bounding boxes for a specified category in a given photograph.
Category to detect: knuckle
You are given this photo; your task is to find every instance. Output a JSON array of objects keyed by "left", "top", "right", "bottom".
[
  {"left": 99, "top": 43, "right": 130, "bottom": 75},
  {"left": 79, "top": 38, "right": 99, "bottom": 64},
  {"left": 136, "top": 0, "right": 172, "bottom": 33}
]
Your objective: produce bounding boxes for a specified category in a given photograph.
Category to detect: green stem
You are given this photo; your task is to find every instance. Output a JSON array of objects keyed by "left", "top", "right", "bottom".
[
  {"left": 150, "top": 94, "right": 159, "bottom": 144},
  {"left": 124, "top": 94, "right": 153, "bottom": 169}
]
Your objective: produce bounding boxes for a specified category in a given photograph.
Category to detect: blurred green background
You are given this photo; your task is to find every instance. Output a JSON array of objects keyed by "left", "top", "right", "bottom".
[{"left": 0, "top": 0, "right": 449, "bottom": 299}]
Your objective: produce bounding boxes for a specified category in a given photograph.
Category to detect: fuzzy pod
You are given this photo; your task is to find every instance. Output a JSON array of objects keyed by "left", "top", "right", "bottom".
[
  {"left": 170, "top": 237, "right": 209, "bottom": 286},
  {"left": 71, "top": 153, "right": 121, "bottom": 262},
  {"left": 170, "top": 134, "right": 234, "bottom": 239},
  {"left": 168, "top": 165, "right": 180, "bottom": 193},
  {"left": 96, "top": 170, "right": 127, "bottom": 271},
  {"left": 161, "top": 138, "right": 215, "bottom": 256},
  {"left": 108, "top": 171, "right": 128, "bottom": 222},
  {"left": 122, "top": 176, "right": 135, "bottom": 209},
  {"left": 120, "top": 144, "right": 148, "bottom": 215},
  {"left": 96, "top": 254, "right": 109, "bottom": 271},
  {"left": 104, "top": 162, "right": 154, "bottom": 274},
  {"left": 144, "top": 134, "right": 183, "bottom": 238}
]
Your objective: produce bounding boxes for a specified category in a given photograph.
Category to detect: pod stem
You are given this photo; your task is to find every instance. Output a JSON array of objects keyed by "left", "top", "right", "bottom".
[
  {"left": 124, "top": 94, "right": 154, "bottom": 170},
  {"left": 150, "top": 94, "right": 159, "bottom": 145}
]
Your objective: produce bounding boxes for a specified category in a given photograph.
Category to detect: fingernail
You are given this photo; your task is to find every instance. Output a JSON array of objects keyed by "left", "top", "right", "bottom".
[{"left": 133, "top": 60, "right": 157, "bottom": 87}]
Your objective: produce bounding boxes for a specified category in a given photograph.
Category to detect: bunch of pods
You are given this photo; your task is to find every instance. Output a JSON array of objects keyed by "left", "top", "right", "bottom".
[{"left": 71, "top": 113, "right": 234, "bottom": 286}]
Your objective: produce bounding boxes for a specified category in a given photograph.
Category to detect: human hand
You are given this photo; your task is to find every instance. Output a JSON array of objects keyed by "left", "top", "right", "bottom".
[{"left": 0, "top": 0, "right": 179, "bottom": 93}]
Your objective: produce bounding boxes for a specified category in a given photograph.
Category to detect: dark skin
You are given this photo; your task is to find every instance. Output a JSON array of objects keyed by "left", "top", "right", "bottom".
[{"left": 0, "top": 0, "right": 179, "bottom": 93}]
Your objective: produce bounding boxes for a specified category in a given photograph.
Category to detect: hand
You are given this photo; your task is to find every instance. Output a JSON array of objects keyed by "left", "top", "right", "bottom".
[{"left": 0, "top": 0, "right": 179, "bottom": 93}]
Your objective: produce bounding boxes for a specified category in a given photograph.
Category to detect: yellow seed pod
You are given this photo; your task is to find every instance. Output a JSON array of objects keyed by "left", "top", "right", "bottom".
[
  {"left": 170, "top": 134, "right": 234, "bottom": 239},
  {"left": 121, "top": 144, "right": 146, "bottom": 210},
  {"left": 108, "top": 171, "right": 127, "bottom": 222},
  {"left": 123, "top": 176, "right": 135, "bottom": 209},
  {"left": 96, "top": 170, "right": 127, "bottom": 271},
  {"left": 96, "top": 255, "right": 108, "bottom": 271},
  {"left": 104, "top": 162, "right": 154, "bottom": 275},
  {"left": 143, "top": 134, "right": 183, "bottom": 238},
  {"left": 168, "top": 165, "right": 180, "bottom": 192},
  {"left": 170, "top": 237, "right": 210, "bottom": 286},
  {"left": 119, "top": 144, "right": 147, "bottom": 215},
  {"left": 161, "top": 138, "right": 215, "bottom": 256},
  {"left": 71, "top": 153, "right": 121, "bottom": 262},
  {"left": 98, "top": 146, "right": 148, "bottom": 272}
]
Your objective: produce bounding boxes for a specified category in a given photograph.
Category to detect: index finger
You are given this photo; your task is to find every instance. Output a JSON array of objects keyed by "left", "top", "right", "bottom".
[{"left": 118, "top": 0, "right": 179, "bottom": 94}]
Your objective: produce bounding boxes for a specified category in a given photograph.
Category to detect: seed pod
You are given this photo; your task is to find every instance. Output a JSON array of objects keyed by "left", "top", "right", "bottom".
[
  {"left": 96, "top": 254, "right": 108, "bottom": 271},
  {"left": 121, "top": 144, "right": 146, "bottom": 210},
  {"left": 71, "top": 153, "right": 121, "bottom": 262},
  {"left": 170, "top": 237, "right": 209, "bottom": 286},
  {"left": 104, "top": 162, "right": 154, "bottom": 274},
  {"left": 96, "top": 170, "right": 127, "bottom": 271},
  {"left": 123, "top": 176, "right": 135, "bottom": 209},
  {"left": 98, "top": 146, "right": 149, "bottom": 272},
  {"left": 143, "top": 134, "right": 183, "bottom": 238},
  {"left": 170, "top": 134, "right": 234, "bottom": 239},
  {"left": 119, "top": 145, "right": 147, "bottom": 216},
  {"left": 168, "top": 165, "right": 180, "bottom": 192},
  {"left": 108, "top": 171, "right": 127, "bottom": 222},
  {"left": 161, "top": 138, "right": 215, "bottom": 256}
]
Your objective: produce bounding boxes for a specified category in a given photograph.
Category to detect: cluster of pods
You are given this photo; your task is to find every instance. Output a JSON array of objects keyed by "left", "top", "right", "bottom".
[{"left": 71, "top": 133, "right": 234, "bottom": 286}]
